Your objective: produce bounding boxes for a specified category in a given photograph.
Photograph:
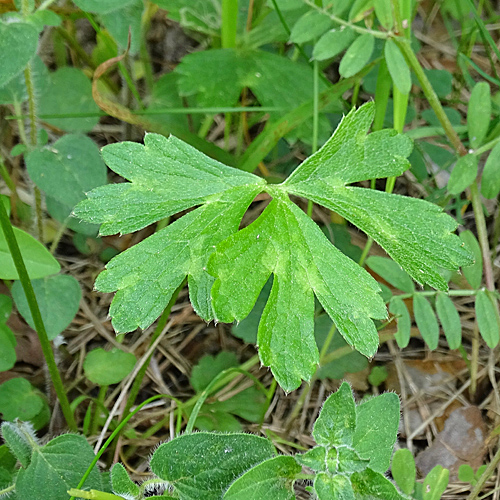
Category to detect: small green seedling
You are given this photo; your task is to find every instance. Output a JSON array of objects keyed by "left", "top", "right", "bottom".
[{"left": 458, "top": 463, "right": 487, "bottom": 487}]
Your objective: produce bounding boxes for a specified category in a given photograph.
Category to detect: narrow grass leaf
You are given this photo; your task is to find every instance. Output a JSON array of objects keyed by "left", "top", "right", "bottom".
[
  {"left": 385, "top": 39, "right": 411, "bottom": 94},
  {"left": 435, "top": 293, "right": 462, "bottom": 349},
  {"left": 481, "top": 141, "right": 500, "bottom": 199},
  {"left": 413, "top": 294, "right": 440, "bottom": 350},
  {"left": 339, "top": 34, "right": 375, "bottom": 78},
  {"left": 313, "top": 28, "right": 356, "bottom": 61},
  {"left": 460, "top": 230, "right": 482, "bottom": 289},
  {"left": 467, "top": 82, "right": 491, "bottom": 149},
  {"left": 389, "top": 297, "right": 411, "bottom": 348},
  {"left": 150, "top": 432, "right": 275, "bottom": 500},
  {"left": 476, "top": 290, "right": 500, "bottom": 348},
  {"left": 447, "top": 154, "right": 478, "bottom": 195},
  {"left": 224, "top": 456, "right": 300, "bottom": 500},
  {"left": 366, "top": 255, "right": 414, "bottom": 292},
  {"left": 391, "top": 449, "right": 416, "bottom": 495}
]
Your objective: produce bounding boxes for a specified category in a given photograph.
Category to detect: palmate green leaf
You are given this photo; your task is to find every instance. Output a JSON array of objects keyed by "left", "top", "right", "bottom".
[
  {"left": 284, "top": 104, "right": 472, "bottom": 291},
  {"left": 76, "top": 102, "right": 472, "bottom": 392},
  {"left": 209, "top": 194, "right": 386, "bottom": 390}
]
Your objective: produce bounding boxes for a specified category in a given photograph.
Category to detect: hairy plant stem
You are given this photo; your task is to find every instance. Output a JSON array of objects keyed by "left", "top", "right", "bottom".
[
  {"left": 23, "top": 62, "right": 44, "bottom": 242},
  {"left": 0, "top": 201, "right": 77, "bottom": 431},
  {"left": 0, "top": 484, "right": 15, "bottom": 496},
  {"left": 12, "top": 99, "right": 29, "bottom": 147}
]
